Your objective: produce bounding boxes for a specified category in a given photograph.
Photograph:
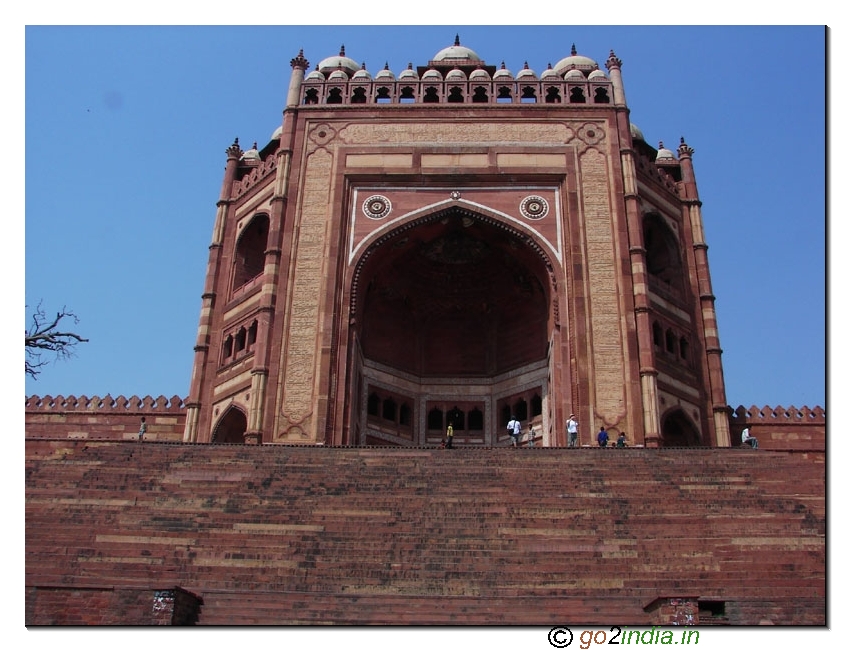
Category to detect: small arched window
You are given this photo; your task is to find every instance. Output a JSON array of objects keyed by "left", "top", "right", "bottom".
[
  {"left": 653, "top": 321, "right": 663, "bottom": 348},
  {"left": 472, "top": 87, "right": 488, "bottom": 103},
  {"left": 666, "top": 329, "right": 676, "bottom": 354},
  {"left": 468, "top": 408, "right": 484, "bottom": 430},
  {"left": 233, "top": 214, "right": 269, "bottom": 291},
  {"left": 569, "top": 87, "right": 586, "bottom": 103},
  {"left": 382, "top": 398, "right": 397, "bottom": 421},
  {"left": 428, "top": 408, "right": 443, "bottom": 430},
  {"left": 367, "top": 393, "right": 380, "bottom": 417},
  {"left": 447, "top": 87, "right": 464, "bottom": 103},
  {"left": 399, "top": 403, "right": 412, "bottom": 426}
]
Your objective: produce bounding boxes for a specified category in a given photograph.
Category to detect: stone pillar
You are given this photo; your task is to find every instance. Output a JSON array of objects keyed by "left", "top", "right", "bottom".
[
  {"left": 678, "top": 138, "right": 730, "bottom": 447},
  {"left": 243, "top": 51, "right": 310, "bottom": 444},
  {"left": 610, "top": 49, "right": 660, "bottom": 447},
  {"left": 183, "top": 139, "right": 242, "bottom": 442}
]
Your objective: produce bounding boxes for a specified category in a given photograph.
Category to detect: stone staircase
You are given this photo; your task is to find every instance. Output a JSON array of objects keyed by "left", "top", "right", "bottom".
[{"left": 25, "top": 440, "right": 825, "bottom": 625}]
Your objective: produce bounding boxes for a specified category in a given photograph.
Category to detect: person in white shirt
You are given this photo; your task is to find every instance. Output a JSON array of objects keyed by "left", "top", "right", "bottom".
[
  {"left": 566, "top": 414, "right": 578, "bottom": 447},
  {"left": 507, "top": 418, "right": 521, "bottom": 447},
  {"left": 742, "top": 427, "right": 759, "bottom": 449}
]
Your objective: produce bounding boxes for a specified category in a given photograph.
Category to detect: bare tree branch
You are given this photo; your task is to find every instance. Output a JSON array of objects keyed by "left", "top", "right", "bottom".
[{"left": 25, "top": 301, "right": 89, "bottom": 379}]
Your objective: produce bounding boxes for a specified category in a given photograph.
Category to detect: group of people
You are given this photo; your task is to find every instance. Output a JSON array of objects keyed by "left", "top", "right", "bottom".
[
  {"left": 567, "top": 414, "right": 627, "bottom": 448},
  {"left": 442, "top": 417, "right": 527, "bottom": 448}
]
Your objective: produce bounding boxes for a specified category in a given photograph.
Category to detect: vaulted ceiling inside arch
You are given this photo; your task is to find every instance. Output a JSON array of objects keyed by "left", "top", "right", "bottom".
[{"left": 357, "top": 209, "right": 550, "bottom": 377}]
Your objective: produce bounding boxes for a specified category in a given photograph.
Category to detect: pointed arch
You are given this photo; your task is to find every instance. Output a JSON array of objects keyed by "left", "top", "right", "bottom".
[
  {"left": 233, "top": 213, "right": 269, "bottom": 292},
  {"left": 660, "top": 408, "right": 702, "bottom": 447},
  {"left": 212, "top": 405, "right": 248, "bottom": 444}
]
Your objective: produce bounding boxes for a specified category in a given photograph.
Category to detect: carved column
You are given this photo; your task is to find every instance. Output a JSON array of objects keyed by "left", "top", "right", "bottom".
[
  {"left": 609, "top": 50, "right": 661, "bottom": 447},
  {"left": 243, "top": 51, "right": 309, "bottom": 444},
  {"left": 678, "top": 137, "right": 730, "bottom": 446},
  {"left": 183, "top": 138, "right": 242, "bottom": 442}
]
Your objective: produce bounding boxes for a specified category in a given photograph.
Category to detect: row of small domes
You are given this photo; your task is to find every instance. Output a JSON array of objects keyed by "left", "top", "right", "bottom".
[{"left": 306, "top": 40, "right": 607, "bottom": 83}]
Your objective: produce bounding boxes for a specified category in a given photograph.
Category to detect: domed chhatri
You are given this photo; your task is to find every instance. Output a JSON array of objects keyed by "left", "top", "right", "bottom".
[
  {"left": 318, "top": 45, "right": 360, "bottom": 77},
  {"left": 432, "top": 34, "right": 482, "bottom": 63},
  {"left": 553, "top": 43, "right": 600, "bottom": 77}
]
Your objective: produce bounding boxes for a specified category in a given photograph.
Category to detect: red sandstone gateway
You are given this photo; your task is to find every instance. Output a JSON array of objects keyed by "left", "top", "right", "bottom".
[{"left": 25, "top": 37, "right": 825, "bottom": 626}]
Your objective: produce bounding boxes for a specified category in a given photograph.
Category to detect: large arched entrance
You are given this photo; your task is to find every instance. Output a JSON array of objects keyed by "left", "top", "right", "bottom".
[
  {"left": 347, "top": 206, "right": 554, "bottom": 447},
  {"left": 660, "top": 408, "right": 702, "bottom": 447}
]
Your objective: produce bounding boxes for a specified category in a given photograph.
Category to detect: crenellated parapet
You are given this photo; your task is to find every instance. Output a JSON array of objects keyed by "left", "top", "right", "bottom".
[
  {"left": 730, "top": 404, "right": 825, "bottom": 424},
  {"left": 728, "top": 404, "right": 825, "bottom": 451},
  {"left": 26, "top": 394, "right": 187, "bottom": 412},
  {"left": 25, "top": 394, "right": 188, "bottom": 442}
]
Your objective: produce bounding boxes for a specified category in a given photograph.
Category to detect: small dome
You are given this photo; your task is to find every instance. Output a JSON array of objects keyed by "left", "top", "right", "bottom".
[
  {"left": 241, "top": 142, "right": 260, "bottom": 162},
  {"left": 305, "top": 65, "right": 325, "bottom": 82},
  {"left": 564, "top": 69, "right": 585, "bottom": 81},
  {"left": 422, "top": 68, "right": 443, "bottom": 81},
  {"left": 318, "top": 45, "right": 360, "bottom": 77},
  {"left": 398, "top": 63, "right": 419, "bottom": 80},
  {"left": 469, "top": 67, "right": 491, "bottom": 81},
  {"left": 587, "top": 69, "right": 608, "bottom": 81},
  {"left": 515, "top": 62, "right": 537, "bottom": 80},
  {"left": 541, "top": 63, "right": 560, "bottom": 79},
  {"left": 328, "top": 68, "right": 348, "bottom": 81},
  {"left": 445, "top": 68, "right": 467, "bottom": 81},
  {"left": 432, "top": 35, "right": 481, "bottom": 63},
  {"left": 629, "top": 123, "right": 644, "bottom": 142},
  {"left": 270, "top": 125, "right": 283, "bottom": 141},
  {"left": 352, "top": 63, "right": 372, "bottom": 81},
  {"left": 375, "top": 63, "right": 395, "bottom": 81},
  {"left": 553, "top": 44, "right": 599, "bottom": 77},
  {"left": 493, "top": 61, "right": 513, "bottom": 80},
  {"left": 655, "top": 141, "right": 677, "bottom": 162}
]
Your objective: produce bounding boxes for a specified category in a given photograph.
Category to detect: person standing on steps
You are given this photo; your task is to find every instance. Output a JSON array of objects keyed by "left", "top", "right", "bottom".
[
  {"left": 597, "top": 426, "right": 609, "bottom": 448},
  {"left": 507, "top": 417, "right": 521, "bottom": 447},
  {"left": 566, "top": 414, "right": 579, "bottom": 447},
  {"left": 138, "top": 416, "right": 147, "bottom": 442},
  {"left": 445, "top": 422, "right": 454, "bottom": 449},
  {"left": 616, "top": 431, "right": 627, "bottom": 448}
]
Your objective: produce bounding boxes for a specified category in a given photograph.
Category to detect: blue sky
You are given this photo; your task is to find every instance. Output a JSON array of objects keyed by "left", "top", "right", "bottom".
[{"left": 22, "top": 23, "right": 827, "bottom": 410}]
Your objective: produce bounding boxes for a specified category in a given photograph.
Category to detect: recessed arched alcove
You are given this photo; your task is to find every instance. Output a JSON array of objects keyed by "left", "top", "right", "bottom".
[
  {"left": 660, "top": 408, "right": 702, "bottom": 447},
  {"left": 212, "top": 406, "right": 247, "bottom": 444},
  {"left": 348, "top": 206, "right": 553, "bottom": 446}
]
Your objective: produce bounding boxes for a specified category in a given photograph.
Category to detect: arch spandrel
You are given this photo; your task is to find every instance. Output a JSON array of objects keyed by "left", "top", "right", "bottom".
[{"left": 347, "top": 187, "right": 564, "bottom": 268}]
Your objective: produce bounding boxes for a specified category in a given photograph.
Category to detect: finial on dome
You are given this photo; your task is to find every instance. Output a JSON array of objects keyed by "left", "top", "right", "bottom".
[
  {"left": 361, "top": 62, "right": 366, "bottom": 70},
  {"left": 454, "top": 34, "right": 461, "bottom": 46},
  {"left": 340, "top": 45, "right": 346, "bottom": 56},
  {"left": 523, "top": 61, "right": 529, "bottom": 69},
  {"left": 384, "top": 62, "right": 390, "bottom": 70},
  {"left": 659, "top": 141, "right": 665, "bottom": 149},
  {"left": 500, "top": 61, "right": 506, "bottom": 69},
  {"left": 407, "top": 62, "right": 413, "bottom": 69},
  {"left": 547, "top": 63, "right": 552, "bottom": 69},
  {"left": 571, "top": 44, "right": 577, "bottom": 56}
]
